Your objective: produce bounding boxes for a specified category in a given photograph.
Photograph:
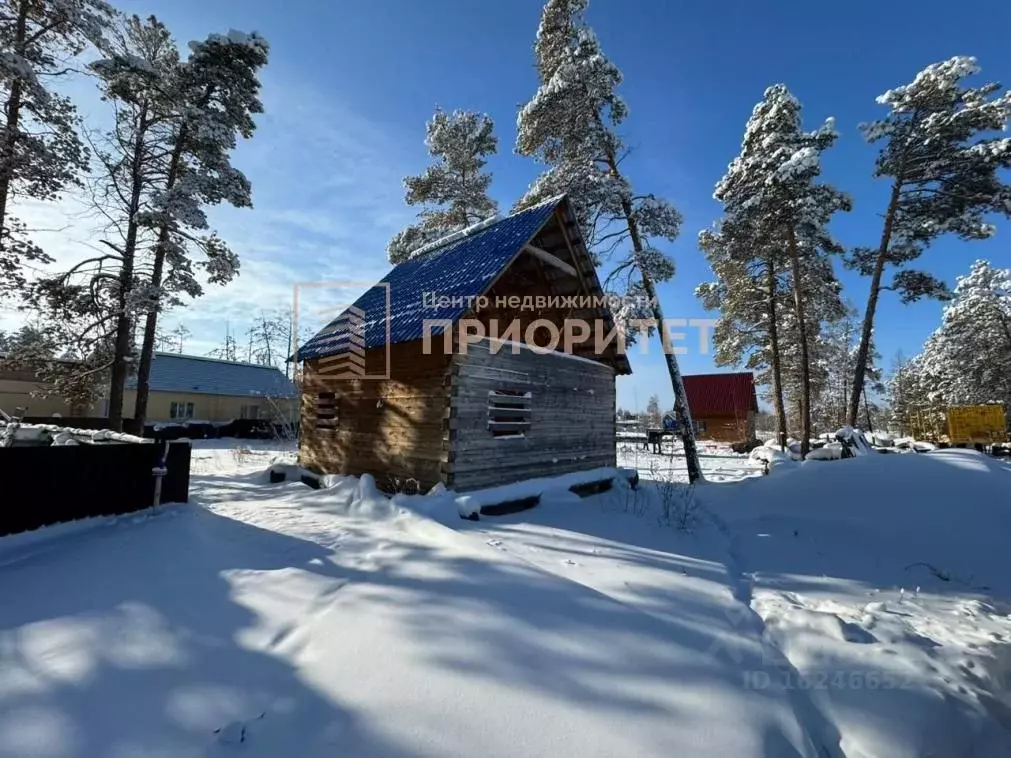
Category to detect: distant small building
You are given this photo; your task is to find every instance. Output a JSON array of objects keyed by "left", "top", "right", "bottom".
[
  {"left": 124, "top": 353, "right": 297, "bottom": 424},
  {"left": 297, "top": 195, "right": 631, "bottom": 492},
  {"left": 682, "top": 372, "right": 758, "bottom": 443}
]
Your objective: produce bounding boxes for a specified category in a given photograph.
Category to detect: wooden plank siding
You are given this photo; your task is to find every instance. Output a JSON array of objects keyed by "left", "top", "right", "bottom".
[
  {"left": 467, "top": 213, "right": 627, "bottom": 373},
  {"left": 447, "top": 338, "right": 616, "bottom": 491},
  {"left": 299, "top": 340, "right": 451, "bottom": 492},
  {"left": 694, "top": 411, "right": 756, "bottom": 444}
]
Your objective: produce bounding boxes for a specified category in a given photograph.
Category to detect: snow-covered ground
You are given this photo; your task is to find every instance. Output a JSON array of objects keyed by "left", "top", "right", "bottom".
[
  {"left": 617, "top": 438, "right": 765, "bottom": 483},
  {"left": 1, "top": 439, "right": 1010, "bottom": 757}
]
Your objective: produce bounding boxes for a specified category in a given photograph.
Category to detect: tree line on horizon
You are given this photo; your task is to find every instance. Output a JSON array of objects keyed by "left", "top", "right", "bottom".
[{"left": 2, "top": 0, "right": 1009, "bottom": 462}]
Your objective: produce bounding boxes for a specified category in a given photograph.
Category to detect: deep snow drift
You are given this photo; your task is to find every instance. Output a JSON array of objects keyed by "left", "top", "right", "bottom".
[{"left": 1, "top": 441, "right": 1009, "bottom": 757}]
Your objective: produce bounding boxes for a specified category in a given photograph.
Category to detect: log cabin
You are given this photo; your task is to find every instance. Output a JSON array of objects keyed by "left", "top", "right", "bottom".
[
  {"left": 296, "top": 195, "right": 632, "bottom": 492},
  {"left": 682, "top": 372, "right": 758, "bottom": 444}
]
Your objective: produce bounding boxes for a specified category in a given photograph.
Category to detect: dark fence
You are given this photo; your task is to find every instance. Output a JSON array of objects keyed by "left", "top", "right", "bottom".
[
  {"left": 0, "top": 441, "right": 190, "bottom": 537},
  {"left": 144, "top": 419, "right": 296, "bottom": 441}
]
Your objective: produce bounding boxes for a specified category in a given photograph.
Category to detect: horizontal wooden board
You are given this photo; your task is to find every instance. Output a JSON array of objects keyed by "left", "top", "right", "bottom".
[{"left": 448, "top": 337, "right": 615, "bottom": 490}]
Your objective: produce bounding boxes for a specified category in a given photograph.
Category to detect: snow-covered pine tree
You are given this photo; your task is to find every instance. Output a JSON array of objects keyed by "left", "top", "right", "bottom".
[
  {"left": 28, "top": 17, "right": 266, "bottom": 430},
  {"left": 713, "top": 84, "right": 850, "bottom": 457},
  {"left": 847, "top": 56, "right": 1011, "bottom": 426},
  {"left": 697, "top": 223, "right": 790, "bottom": 447},
  {"left": 27, "top": 15, "right": 179, "bottom": 430},
  {"left": 131, "top": 27, "right": 268, "bottom": 427},
  {"left": 0, "top": 0, "right": 113, "bottom": 293},
  {"left": 885, "top": 351, "right": 915, "bottom": 434},
  {"left": 514, "top": 0, "right": 702, "bottom": 481},
  {"left": 386, "top": 108, "right": 498, "bottom": 263},
  {"left": 916, "top": 259, "right": 1011, "bottom": 409},
  {"left": 808, "top": 311, "right": 858, "bottom": 431}
]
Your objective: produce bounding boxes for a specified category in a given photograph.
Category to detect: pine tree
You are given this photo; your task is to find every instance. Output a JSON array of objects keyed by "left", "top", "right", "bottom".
[
  {"left": 155, "top": 323, "right": 190, "bottom": 353},
  {"left": 132, "top": 26, "right": 268, "bottom": 427},
  {"left": 0, "top": 322, "right": 107, "bottom": 413},
  {"left": 0, "top": 0, "right": 113, "bottom": 293},
  {"left": 916, "top": 259, "right": 1011, "bottom": 408},
  {"left": 515, "top": 0, "right": 701, "bottom": 481},
  {"left": 848, "top": 56, "right": 1011, "bottom": 425},
  {"left": 698, "top": 227, "right": 790, "bottom": 447},
  {"left": 387, "top": 108, "right": 498, "bottom": 263},
  {"left": 28, "top": 16, "right": 176, "bottom": 430},
  {"left": 886, "top": 351, "right": 914, "bottom": 434},
  {"left": 27, "top": 17, "right": 266, "bottom": 430},
  {"left": 711, "top": 84, "right": 850, "bottom": 456}
]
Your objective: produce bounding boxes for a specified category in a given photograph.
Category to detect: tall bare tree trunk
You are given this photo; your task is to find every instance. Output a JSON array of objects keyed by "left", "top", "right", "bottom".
[
  {"left": 786, "top": 227, "right": 811, "bottom": 459},
  {"left": 850, "top": 181, "right": 903, "bottom": 426},
  {"left": 0, "top": 0, "right": 29, "bottom": 252},
  {"left": 766, "top": 254, "right": 788, "bottom": 449},
  {"left": 132, "top": 233, "right": 166, "bottom": 429},
  {"left": 603, "top": 153, "right": 702, "bottom": 482},
  {"left": 107, "top": 103, "right": 151, "bottom": 431}
]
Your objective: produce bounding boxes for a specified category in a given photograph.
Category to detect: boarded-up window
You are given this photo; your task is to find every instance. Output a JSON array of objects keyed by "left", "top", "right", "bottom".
[
  {"left": 487, "top": 390, "right": 531, "bottom": 438},
  {"left": 316, "top": 392, "right": 338, "bottom": 429}
]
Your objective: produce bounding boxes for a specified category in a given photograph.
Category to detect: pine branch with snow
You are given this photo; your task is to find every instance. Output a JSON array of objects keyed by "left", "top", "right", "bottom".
[
  {"left": 0, "top": 0, "right": 114, "bottom": 292},
  {"left": 908, "top": 259, "right": 1011, "bottom": 411},
  {"left": 847, "top": 56, "right": 1011, "bottom": 426},
  {"left": 513, "top": 0, "right": 700, "bottom": 481},
  {"left": 705, "top": 84, "right": 849, "bottom": 451},
  {"left": 387, "top": 108, "right": 499, "bottom": 263}
]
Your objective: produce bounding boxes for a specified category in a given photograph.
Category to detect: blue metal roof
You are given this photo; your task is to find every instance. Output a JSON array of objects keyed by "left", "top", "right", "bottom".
[
  {"left": 298, "top": 197, "right": 564, "bottom": 361},
  {"left": 126, "top": 353, "right": 297, "bottom": 398}
]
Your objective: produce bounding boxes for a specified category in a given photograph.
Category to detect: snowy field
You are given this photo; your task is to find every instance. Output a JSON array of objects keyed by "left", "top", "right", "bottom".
[{"left": 1, "top": 439, "right": 1010, "bottom": 757}]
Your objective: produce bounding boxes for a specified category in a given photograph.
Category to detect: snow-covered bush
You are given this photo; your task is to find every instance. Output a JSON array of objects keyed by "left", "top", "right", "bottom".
[
  {"left": 750, "top": 445, "right": 796, "bottom": 474},
  {"left": 835, "top": 426, "right": 875, "bottom": 457},
  {"left": 806, "top": 442, "right": 843, "bottom": 461},
  {"left": 868, "top": 432, "right": 895, "bottom": 447}
]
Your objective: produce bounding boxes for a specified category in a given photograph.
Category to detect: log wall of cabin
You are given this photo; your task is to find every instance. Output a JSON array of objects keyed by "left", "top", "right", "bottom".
[
  {"left": 694, "top": 411, "right": 756, "bottom": 444},
  {"left": 299, "top": 340, "right": 451, "bottom": 492},
  {"left": 446, "top": 337, "right": 616, "bottom": 491}
]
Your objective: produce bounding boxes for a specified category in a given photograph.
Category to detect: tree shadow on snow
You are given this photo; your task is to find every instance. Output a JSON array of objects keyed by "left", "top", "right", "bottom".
[{"left": 0, "top": 507, "right": 419, "bottom": 758}]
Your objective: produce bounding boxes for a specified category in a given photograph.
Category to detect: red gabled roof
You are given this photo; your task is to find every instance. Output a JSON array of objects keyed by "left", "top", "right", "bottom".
[{"left": 683, "top": 372, "right": 758, "bottom": 416}]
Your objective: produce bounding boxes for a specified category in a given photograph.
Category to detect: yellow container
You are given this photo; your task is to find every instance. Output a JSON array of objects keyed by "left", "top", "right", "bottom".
[{"left": 945, "top": 404, "right": 1007, "bottom": 444}]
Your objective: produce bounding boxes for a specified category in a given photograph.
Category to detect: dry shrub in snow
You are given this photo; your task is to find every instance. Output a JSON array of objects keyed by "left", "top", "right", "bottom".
[{"left": 627, "top": 458, "right": 699, "bottom": 530}]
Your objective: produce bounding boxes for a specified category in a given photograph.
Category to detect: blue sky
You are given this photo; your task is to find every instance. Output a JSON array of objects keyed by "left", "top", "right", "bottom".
[{"left": 18, "top": 0, "right": 1011, "bottom": 410}]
